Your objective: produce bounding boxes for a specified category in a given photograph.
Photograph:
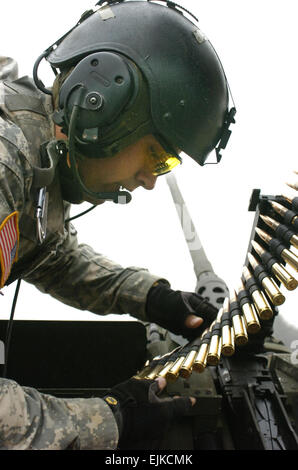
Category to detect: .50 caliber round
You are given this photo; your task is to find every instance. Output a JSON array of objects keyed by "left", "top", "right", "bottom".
[
  {"left": 166, "top": 356, "right": 186, "bottom": 382},
  {"left": 221, "top": 324, "right": 235, "bottom": 356},
  {"left": 193, "top": 343, "right": 209, "bottom": 373},
  {"left": 157, "top": 361, "right": 175, "bottom": 379},
  {"left": 241, "top": 302, "right": 261, "bottom": 333},
  {"left": 207, "top": 336, "right": 222, "bottom": 366},
  {"left": 146, "top": 363, "right": 165, "bottom": 380},
  {"left": 232, "top": 314, "right": 248, "bottom": 345},
  {"left": 179, "top": 349, "right": 198, "bottom": 379},
  {"left": 261, "top": 276, "right": 285, "bottom": 306},
  {"left": 251, "top": 288, "right": 273, "bottom": 320},
  {"left": 271, "top": 262, "right": 297, "bottom": 290}
]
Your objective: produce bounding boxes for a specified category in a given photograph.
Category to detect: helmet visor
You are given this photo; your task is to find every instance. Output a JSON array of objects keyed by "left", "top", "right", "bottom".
[{"left": 146, "top": 146, "right": 182, "bottom": 176}]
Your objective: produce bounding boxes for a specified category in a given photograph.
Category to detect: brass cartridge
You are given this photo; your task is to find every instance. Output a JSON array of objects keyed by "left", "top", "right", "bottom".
[
  {"left": 146, "top": 363, "right": 166, "bottom": 380},
  {"left": 270, "top": 200, "right": 293, "bottom": 217},
  {"left": 236, "top": 280, "right": 261, "bottom": 334},
  {"left": 207, "top": 313, "right": 222, "bottom": 365},
  {"left": 243, "top": 302, "right": 261, "bottom": 333},
  {"left": 280, "top": 193, "right": 298, "bottom": 214},
  {"left": 166, "top": 355, "right": 186, "bottom": 382},
  {"left": 255, "top": 227, "right": 298, "bottom": 272},
  {"left": 259, "top": 214, "right": 279, "bottom": 230},
  {"left": 232, "top": 313, "right": 248, "bottom": 345},
  {"left": 222, "top": 324, "right": 235, "bottom": 356},
  {"left": 220, "top": 298, "right": 235, "bottom": 356},
  {"left": 286, "top": 181, "right": 298, "bottom": 191},
  {"left": 179, "top": 349, "right": 199, "bottom": 379},
  {"left": 242, "top": 265, "right": 273, "bottom": 320},
  {"left": 193, "top": 343, "right": 209, "bottom": 373},
  {"left": 247, "top": 252, "right": 285, "bottom": 306},
  {"left": 207, "top": 335, "right": 222, "bottom": 366},
  {"left": 252, "top": 240, "right": 298, "bottom": 290},
  {"left": 270, "top": 200, "right": 298, "bottom": 229},
  {"left": 260, "top": 214, "right": 298, "bottom": 249},
  {"left": 229, "top": 290, "right": 248, "bottom": 345},
  {"left": 142, "top": 349, "right": 176, "bottom": 380},
  {"left": 155, "top": 347, "right": 183, "bottom": 378},
  {"left": 193, "top": 329, "right": 211, "bottom": 373},
  {"left": 261, "top": 276, "right": 286, "bottom": 305},
  {"left": 280, "top": 248, "right": 298, "bottom": 271},
  {"left": 157, "top": 361, "right": 175, "bottom": 378},
  {"left": 271, "top": 263, "right": 297, "bottom": 290},
  {"left": 178, "top": 336, "right": 204, "bottom": 378},
  {"left": 249, "top": 288, "right": 273, "bottom": 320},
  {"left": 134, "top": 365, "right": 152, "bottom": 380}
]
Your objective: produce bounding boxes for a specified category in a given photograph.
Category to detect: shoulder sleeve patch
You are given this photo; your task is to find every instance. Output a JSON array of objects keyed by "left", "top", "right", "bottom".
[{"left": 0, "top": 211, "right": 19, "bottom": 288}]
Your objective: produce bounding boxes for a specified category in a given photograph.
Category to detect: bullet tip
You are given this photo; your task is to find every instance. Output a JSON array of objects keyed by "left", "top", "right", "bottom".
[{"left": 286, "top": 181, "right": 298, "bottom": 191}]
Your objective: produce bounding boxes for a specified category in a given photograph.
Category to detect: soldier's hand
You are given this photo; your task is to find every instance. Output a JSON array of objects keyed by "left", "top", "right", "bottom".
[
  {"left": 103, "top": 377, "right": 195, "bottom": 448},
  {"left": 146, "top": 283, "right": 218, "bottom": 340}
]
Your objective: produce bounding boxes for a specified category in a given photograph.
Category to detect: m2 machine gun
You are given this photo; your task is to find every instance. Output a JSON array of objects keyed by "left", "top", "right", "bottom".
[{"left": 134, "top": 173, "right": 298, "bottom": 450}]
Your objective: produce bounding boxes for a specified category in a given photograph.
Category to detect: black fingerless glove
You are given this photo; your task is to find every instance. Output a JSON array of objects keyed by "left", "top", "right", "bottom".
[
  {"left": 146, "top": 283, "right": 218, "bottom": 340},
  {"left": 104, "top": 378, "right": 192, "bottom": 448}
]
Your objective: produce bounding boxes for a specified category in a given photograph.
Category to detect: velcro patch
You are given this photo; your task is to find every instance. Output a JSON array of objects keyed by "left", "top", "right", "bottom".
[{"left": 0, "top": 212, "right": 19, "bottom": 288}]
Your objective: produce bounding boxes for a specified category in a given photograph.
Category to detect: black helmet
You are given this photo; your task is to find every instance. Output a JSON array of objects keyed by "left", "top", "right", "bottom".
[
  {"left": 35, "top": 0, "right": 235, "bottom": 166},
  {"left": 34, "top": 1, "right": 236, "bottom": 204}
]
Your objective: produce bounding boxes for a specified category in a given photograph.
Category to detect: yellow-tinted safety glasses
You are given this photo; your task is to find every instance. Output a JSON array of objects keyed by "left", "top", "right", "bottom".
[{"left": 147, "top": 146, "right": 182, "bottom": 176}]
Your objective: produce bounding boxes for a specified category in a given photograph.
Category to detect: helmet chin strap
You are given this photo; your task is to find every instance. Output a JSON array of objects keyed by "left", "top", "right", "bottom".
[{"left": 66, "top": 88, "right": 132, "bottom": 205}]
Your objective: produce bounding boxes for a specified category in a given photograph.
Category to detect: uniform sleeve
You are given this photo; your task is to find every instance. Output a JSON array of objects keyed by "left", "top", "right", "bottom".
[
  {"left": 0, "top": 378, "right": 118, "bottom": 450},
  {"left": 0, "top": 137, "right": 26, "bottom": 287},
  {"left": 24, "top": 219, "right": 168, "bottom": 321},
  {"left": 0, "top": 57, "right": 18, "bottom": 81}
]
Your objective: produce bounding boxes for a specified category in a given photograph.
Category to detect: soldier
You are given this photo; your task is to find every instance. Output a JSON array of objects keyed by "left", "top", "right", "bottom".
[{"left": 0, "top": 1, "right": 235, "bottom": 449}]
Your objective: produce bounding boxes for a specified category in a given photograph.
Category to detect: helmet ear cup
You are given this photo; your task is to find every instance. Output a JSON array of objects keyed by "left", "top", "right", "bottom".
[{"left": 56, "top": 51, "right": 139, "bottom": 141}]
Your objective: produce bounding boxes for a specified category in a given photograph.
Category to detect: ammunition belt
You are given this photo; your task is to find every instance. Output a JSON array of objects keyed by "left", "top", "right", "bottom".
[{"left": 135, "top": 179, "right": 298, "bottom": 382}]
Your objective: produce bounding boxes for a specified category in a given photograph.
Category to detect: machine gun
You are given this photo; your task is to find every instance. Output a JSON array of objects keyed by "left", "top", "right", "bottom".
[{"left": 130, "top": 174, "right": 298, "bottom": 450}]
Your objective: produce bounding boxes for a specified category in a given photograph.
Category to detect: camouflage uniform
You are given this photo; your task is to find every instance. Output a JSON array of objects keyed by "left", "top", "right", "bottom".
[
  {"left": 0, "top": 59, "right": 165, "bottom": 449},
  {"left": 0, "top": 378, "right": 118, "bottom": 450}
]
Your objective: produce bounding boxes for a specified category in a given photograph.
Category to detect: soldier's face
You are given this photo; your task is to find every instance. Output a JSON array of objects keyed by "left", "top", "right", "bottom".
[{"left": 77, "top": 134, "right": 161, "bottom": 204}]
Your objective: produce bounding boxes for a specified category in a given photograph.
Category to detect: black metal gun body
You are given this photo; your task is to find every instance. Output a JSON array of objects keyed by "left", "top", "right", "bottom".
[{"left": 217, "top": 354, "right": 298, "bottom": 450}]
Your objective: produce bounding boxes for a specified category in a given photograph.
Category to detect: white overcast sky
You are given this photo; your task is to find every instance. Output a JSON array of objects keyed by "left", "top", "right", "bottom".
[{"left": 1, "top": 1, "right": 297, "bottom": 340}]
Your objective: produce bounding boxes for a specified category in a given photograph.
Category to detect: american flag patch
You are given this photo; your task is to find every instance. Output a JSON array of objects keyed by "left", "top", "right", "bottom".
[{"left": 0, "top": 212, "right": 19, "bottom": 288}]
